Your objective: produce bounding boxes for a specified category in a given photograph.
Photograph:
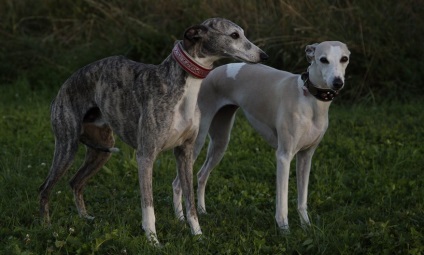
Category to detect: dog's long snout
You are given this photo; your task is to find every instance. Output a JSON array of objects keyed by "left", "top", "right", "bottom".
[
  {"left": 260, "top": 52, "right": 269, "bottom": 62},
  {"left": 332, "top": 77, "right": 344, "bottom": 90}
]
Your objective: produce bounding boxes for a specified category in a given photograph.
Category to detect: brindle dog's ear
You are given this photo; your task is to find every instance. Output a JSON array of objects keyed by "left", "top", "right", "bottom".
[
  {"left": 305, "top": 43, "right": 319, "bottom": 63},
  {"left": 183, "top": 25, "right": 208, "bottom": 49}
]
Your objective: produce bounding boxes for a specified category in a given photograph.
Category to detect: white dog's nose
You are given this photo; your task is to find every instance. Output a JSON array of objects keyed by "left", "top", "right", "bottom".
[{"left": 332, "top": 77, "right": 344, "bottom": 90}]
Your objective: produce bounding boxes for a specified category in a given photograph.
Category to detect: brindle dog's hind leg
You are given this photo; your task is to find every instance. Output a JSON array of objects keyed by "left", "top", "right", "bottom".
[
  {"left": 39, "top": 106, "right": 81, "bottom": 225},
  {"left": 39, "top": 139, "right": 79, "bottom": 225},
  {"left": 70, "top": 122, "right": 115, "bottom": 219}
]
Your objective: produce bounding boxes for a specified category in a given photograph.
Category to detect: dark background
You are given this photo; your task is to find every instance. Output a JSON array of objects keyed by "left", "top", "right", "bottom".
[{"left": 1, "top": 0, "right": 423, "bottom": 102}]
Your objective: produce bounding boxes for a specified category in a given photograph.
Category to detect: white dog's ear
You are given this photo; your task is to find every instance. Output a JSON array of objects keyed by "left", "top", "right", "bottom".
[
  {"left": 183, "top": 25, "right": 208, "bottom": 49},
  {"left": 305, "top": 43, "right": 318, "bottom": 63}
]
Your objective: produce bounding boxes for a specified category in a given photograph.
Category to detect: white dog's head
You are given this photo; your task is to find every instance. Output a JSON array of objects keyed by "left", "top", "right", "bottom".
[{"left": 306, "top": 41, "right": 350, "bottom": 90}]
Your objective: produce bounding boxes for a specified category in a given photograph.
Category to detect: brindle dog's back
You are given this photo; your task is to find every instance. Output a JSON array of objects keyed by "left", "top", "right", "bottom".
[{"left": 52, "top": 55, "right": 188, "bottom": 148}]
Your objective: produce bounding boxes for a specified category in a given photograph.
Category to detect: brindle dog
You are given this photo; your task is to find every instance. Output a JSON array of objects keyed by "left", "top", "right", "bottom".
[{"left": 39, "top": 17, "right": 268, "bottom": 244}]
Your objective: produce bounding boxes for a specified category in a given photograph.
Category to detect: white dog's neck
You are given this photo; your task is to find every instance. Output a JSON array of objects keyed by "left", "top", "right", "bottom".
[{"left": 307, "top": 65, "right": 327, "bottom": 89}]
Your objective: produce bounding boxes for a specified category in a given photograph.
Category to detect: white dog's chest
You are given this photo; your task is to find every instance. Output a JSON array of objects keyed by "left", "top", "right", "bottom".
[
  {"left": 161, "top": 77, "right": 201, "bottom": 150},
  {"left": 297, "top": 116, "right": 329, "bottom": 151}
]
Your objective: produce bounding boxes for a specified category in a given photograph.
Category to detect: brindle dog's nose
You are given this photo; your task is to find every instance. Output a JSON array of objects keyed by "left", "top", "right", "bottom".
[{"left": 260, "top": 52, "right": 269, "bottom": 61}]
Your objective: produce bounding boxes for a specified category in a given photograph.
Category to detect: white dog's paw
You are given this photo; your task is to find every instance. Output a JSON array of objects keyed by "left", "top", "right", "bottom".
[
  {"left": 197, "top": 206, "right": 207, "bottom": 215},
  {"left": 278, "top": 223, "right": 290, "bottom": 235}
]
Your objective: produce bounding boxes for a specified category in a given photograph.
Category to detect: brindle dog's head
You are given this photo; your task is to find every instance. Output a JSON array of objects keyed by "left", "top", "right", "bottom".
[{"left": 182, "top": 18, "right": 268, "bottom": 64}]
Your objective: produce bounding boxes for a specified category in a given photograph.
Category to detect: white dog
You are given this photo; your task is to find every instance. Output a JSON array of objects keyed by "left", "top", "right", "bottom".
[{"left": 173, "top": 41, "right": 350, "bottom": 231}]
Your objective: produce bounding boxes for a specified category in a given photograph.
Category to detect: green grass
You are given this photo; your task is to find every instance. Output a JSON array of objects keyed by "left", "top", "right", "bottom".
[
  {"left": 1, "top": 79, "right": 423, "bottom": 254},
  {"left": 1, "top": 1, "right": 424, "bottom": 253}
]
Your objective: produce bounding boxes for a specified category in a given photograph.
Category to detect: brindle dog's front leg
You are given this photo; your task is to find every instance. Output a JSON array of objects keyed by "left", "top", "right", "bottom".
[
  {"left": 136, "top": 148, "right": 160, "bottom": 245},
  {"left": 174, "top": 141, "right": 202, "bottom": 237}
]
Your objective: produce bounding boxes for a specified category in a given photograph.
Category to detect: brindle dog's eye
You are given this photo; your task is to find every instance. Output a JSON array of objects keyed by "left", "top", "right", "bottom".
[
  {"left": 340, "top": 56, "right": 349, "bottom": 63},
  {"left": 320, "top": 57, "right": 329, "bottom": 64},
  {"left": 230, "top": 32, "right": 240, "bottom": 39}
]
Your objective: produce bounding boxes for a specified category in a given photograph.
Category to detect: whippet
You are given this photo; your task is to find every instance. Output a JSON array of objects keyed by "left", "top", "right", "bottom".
[
  {"left": 39, "top": 17, "right": 268, "bottom": 244},
  {"left": 173, "top": 41, "right": 350, "bottom": 231}
]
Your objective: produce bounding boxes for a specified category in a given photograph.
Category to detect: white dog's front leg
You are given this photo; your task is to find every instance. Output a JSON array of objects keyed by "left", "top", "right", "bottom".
[
  {"left": 275, "top": 150, "right": 293, "bottom": 231},
  {"left": 296, "top": 149, "right": 315, "bottom": 227}
]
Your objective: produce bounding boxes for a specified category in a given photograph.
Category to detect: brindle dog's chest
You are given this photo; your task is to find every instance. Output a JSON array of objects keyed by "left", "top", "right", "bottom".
[
  {"left": 94, "top": 64, "right": 202, "bottom": 150},
  {"left": 161, "top": 77, "right": 202, "bottom": 150}
]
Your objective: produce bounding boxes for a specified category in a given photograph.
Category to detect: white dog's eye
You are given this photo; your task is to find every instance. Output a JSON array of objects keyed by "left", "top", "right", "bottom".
[
  {"left": 230, "top": 32, "right": 240, "bottom": 39},
  {"left": 319, "top": 57, "right": 329, "bottom": 64},
  {"left": 340, "top": 56, "right": 349, "bottom": 63}
]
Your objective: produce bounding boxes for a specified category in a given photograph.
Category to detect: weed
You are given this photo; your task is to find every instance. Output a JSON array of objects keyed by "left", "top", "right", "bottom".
[
  {"left": 1, "top": 80, "right": 423, "bottom": 254},
  {"left": 1, "top": 1, "right": 424, "bottom": 253}
]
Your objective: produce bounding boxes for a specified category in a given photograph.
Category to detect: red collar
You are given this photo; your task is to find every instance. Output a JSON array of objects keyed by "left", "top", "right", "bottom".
[{"left": 172, "top": 42, "right": 212, "bottom": 79}]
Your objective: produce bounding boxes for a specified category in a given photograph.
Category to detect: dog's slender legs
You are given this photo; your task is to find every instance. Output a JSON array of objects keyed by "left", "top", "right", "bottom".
[
  {"left": 174, "top": 143, "right": 202, "bottom": 236},
  {"left": 172, "top": 105, "right": 238, "bottom": 216},
  {"left": 296, "top": 149, "right": 315, "bottom": 227},
  {"left": 136, "top": 150, "right": 159, "bottom": 244},
  {"left": 196, "top": 105, "right": 238, "bottom": 213},
  {"left": 275, "top": 148, "right": 293, "bottom": 231},
  {"left": 70, "top": 124, "right": 115, "bottom": 219},
  {"left": 70, "top": 148, "right": 111, "bottom": 219},
  {"left": 172, "top": 112, "right": 211, "bottom": 219},
  {"left": 172, "top": 177, "right": 185, "bottom": 221},
  {"left": 172, "top": 105, "right": 216, "bottom": 219},
  {"left": 39, "top": 139, "right": 79, "bottom": 224}
]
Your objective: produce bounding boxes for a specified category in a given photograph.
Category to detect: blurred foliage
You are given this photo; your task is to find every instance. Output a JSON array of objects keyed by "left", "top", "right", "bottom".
[{"left": 0, "top": 0, "right": 423, "bottom": 101}]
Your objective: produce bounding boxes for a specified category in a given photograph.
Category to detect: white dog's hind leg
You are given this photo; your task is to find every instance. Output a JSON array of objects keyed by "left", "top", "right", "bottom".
[
  {"left": 197, "top": 138, "right": 231, "bottom": 214},
  {"left": 197, "top": 106, "right": 237, "bottom": 213}
]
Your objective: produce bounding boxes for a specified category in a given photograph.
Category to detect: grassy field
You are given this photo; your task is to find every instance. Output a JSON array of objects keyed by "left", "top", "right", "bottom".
[
  {"left": 1, "top": 0, "right": 424, "bottom": 254},
  {"left": 1, "top": 79, "right": 423, "bottom": 254}
]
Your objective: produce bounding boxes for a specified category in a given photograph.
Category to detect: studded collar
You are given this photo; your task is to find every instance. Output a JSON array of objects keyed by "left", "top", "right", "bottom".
[{"left": 301, "top": 72, "right": 339, "bottom": 102}]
